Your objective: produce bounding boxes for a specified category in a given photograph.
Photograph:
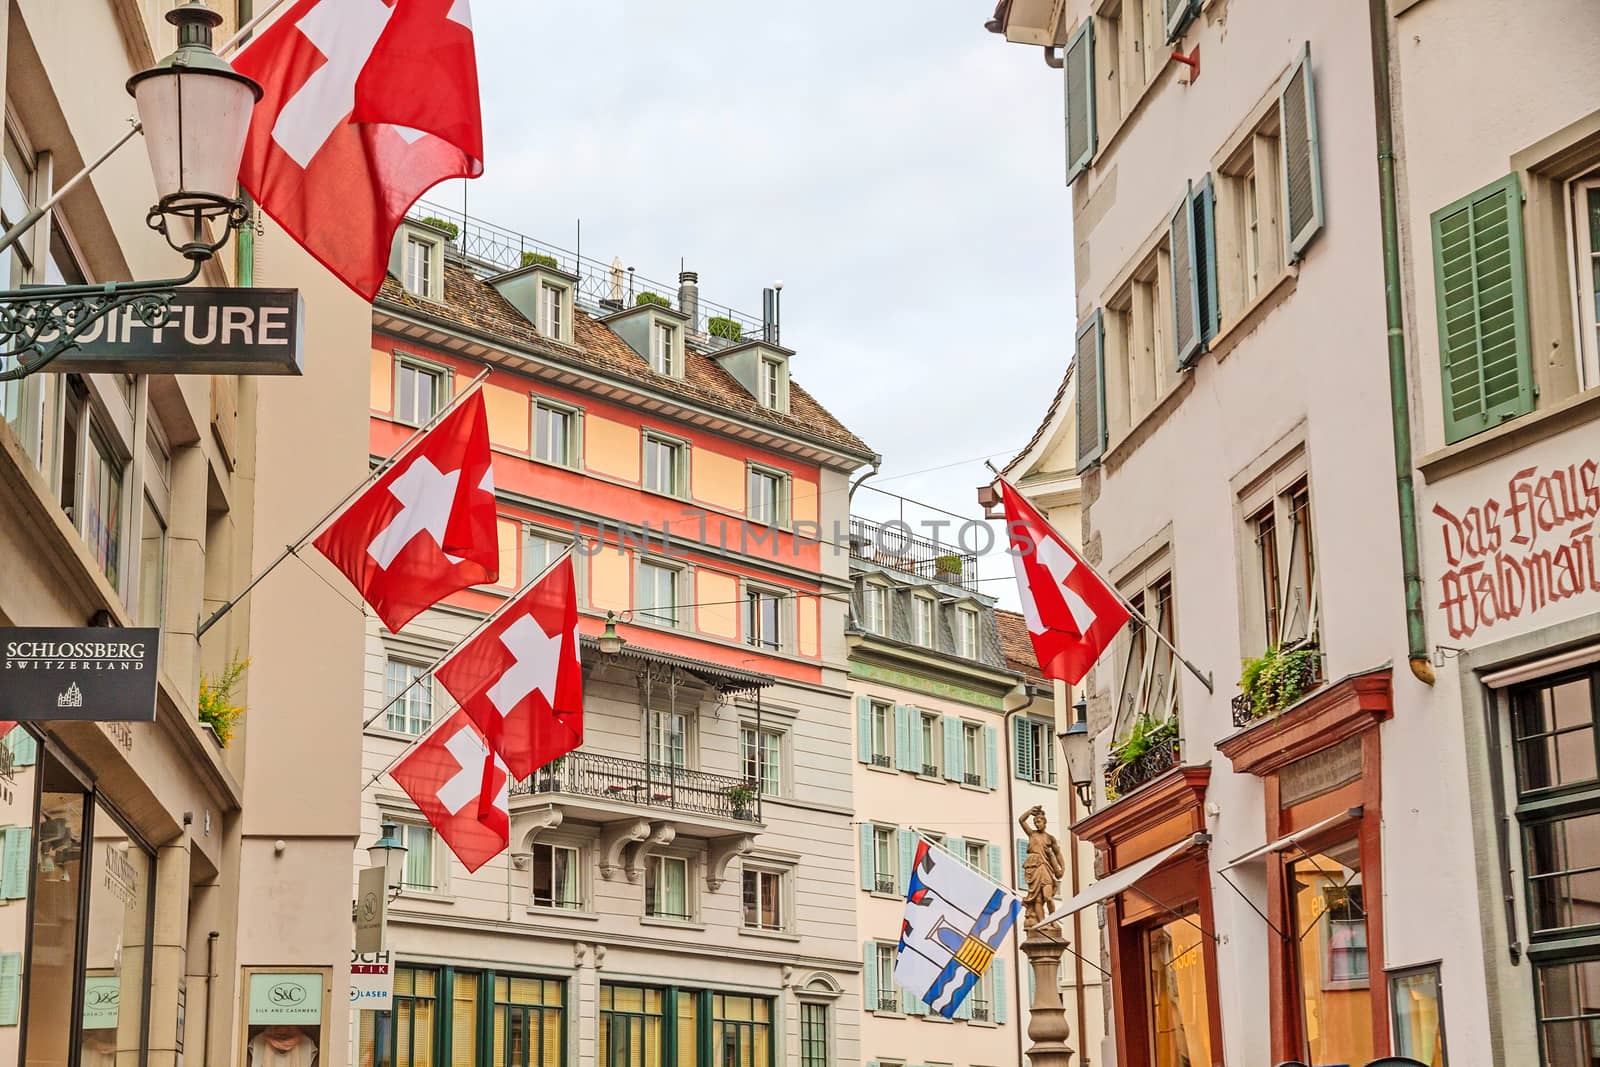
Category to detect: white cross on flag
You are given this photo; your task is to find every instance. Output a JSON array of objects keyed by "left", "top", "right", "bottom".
[
  {"left": 434, "top": 554, "right": 583, "bottom": 780},
  {"left": 390, "top": 709, "right": 509, "bottom": 872},
  {"left": 312, "top": 389, "right": 498, "bottom": 632},
  {"left": 232, "top": 0, "right": 484, "bottom": 299}
]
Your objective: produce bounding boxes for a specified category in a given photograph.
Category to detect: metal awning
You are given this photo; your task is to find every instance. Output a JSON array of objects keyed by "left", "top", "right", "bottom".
[
  {"left": 1220, "top": 806, "right": 1363, "bottom": 871},
  {"left": 579, "top": 636, "right": 775, "bottom": 693},
  {"left": 1039, "top": 831, "right": 1209, "bottom": 925}
]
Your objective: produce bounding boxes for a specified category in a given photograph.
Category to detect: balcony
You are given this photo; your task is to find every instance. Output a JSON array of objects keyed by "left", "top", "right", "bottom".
[
  {"left": 1104, "top": 737, "right": 1181, "bottom": 802},
  {"left": 970, "top": 1001, "right": 992, "bottom": 1022},
  {"left": 510, "top": 751, "right": 760, "bottom": 836},
  {"left": 1232, "top": 644, "right": 1325, "bottom": 728},
  {"left": 849, "top": 516, "right": 978, "bottom": 592},
  {"left": 874, "top": 874, "right": 896, "bottom": 895}
]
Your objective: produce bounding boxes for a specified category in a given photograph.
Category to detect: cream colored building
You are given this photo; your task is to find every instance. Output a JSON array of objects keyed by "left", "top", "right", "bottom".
[
  {"left": 0, "top": 3, "right": 369, "bottom": 1067},
  {"left": 984, "top": 0, "right": 1600, "bottom": 1064}
]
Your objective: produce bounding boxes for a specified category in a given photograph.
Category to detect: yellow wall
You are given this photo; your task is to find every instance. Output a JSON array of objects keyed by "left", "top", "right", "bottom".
[
  {"left": 697, "top": 570, "right": 739, "bottom": 640},
  {"left": 370, "top": 349, "right": 392, "bottom": 412},
  {"left": 798, "top": 597, "right": 819, "bottom": 657},
  {"left": 791, "top": 475, "right": 819, "bottom": 526},
  {"left": 589, "top": 549, "right": 630, "bottom": 611},
  {"left": 484, "top": 384, "right": 530, "bottom": 453},
  {"left": 494, "top": 518, "right": 520, "bottom": 589},
  {"left": 693, "top": 449, "right": 745, "bottom": 513},
  {"left": 586, "top": 414, "right": 640, "bottom": 482}
]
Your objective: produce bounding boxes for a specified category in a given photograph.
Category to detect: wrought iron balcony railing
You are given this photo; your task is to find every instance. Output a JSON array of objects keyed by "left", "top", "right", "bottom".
[
  {"left": 510, "top": 751, "right": 760, "bottom": 822},
  {"left": 1104, "top": 737, "right": 1181, "bottom": 800},
  {"left": 874, "top": 874, "right": 896, "bottom": 895},
  {"left": 849, "top": 516, "right": 979, "bottom": 591},
  {"left": 970, "top": 1002, "right": 991, "bottom": 1022},
  {"left": 1232, "top": 645, "right": 1326, "bottom": 727}
]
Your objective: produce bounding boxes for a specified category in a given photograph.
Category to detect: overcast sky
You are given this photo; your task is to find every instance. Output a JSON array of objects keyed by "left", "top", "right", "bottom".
[{"left": 457, "top": 1, "right": 1072, "bottom": 608}]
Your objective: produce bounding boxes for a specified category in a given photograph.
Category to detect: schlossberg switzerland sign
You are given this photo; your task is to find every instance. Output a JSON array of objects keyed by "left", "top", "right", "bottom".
[{"left": 0, "top": 628, "right": 160, "bottom": 722}]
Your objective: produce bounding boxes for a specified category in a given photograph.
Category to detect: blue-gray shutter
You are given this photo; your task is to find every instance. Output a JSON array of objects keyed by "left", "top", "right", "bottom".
[
  {"left": 1015, "top": 717, "right": 1034, "bottom": 779},
  {"left": 856, "top": 696, "right": 872, "bottom": 764},
  {"left": 984, "top": 726, "right": 998, "bottom": 790},
  {"left": 894, "top": 705, "right": 913, "bottom": 772},
  {"left": 948, "top": 837, "right": 966, "bottom": 868},
  {"left": 1074, "top": 311, "right": 1106, "bottom": 471},
  {"left": 994, "top": 960, "right": 1009, "bottom": 1024},
  {"left": 1063, "top": 18, "right": 1096, "bottom": 183},
  {"left": 907, "top": 708, "right": 925, "bottom": 772},
  {"left": 859, "top": 823, "right": 875, "bottom": 892},
  {"left": 898, "top": 830, "right": 917, "bottom": 895},
  {"left": 1193, "top": 174, "right": 1220, "bottom": 344},
  {"left": 1165, "top": 0, "right": 1197, "bottom": 42},
  {"left": 987, "top": 843, "right": 1003, "bottom": 884},
  {"left": 904, "top": 983, "right": 927, "bottom": 1016},
  {"left": 6, "top": 730, "right": 36, "bottom": 767},
  {"left": 1433, "top": 173, "right": 1534, "bottom": 443},
  {"left": 0, "top": 953, "right": 19, "bottom": 1026},
  {"left": 1016, "top": 839, "right": 1030, "bottom": 890},
  {"left": 863, "top": 942, "right": 879, "bottom": 1012},
  {"left": 1281, "top": 43, "right": 1325, "bottom": 261},
  {"left": 943, "top": 717, "right": 963, "bottom": 782},
  {"left": 1, "top": 829, "right": 29, "bottom": 900},
  {"left": 1171, "top": 180, "right": 1201, "bottom": 366}
]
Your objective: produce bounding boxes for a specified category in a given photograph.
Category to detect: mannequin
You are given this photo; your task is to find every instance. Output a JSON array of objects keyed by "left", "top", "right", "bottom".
[{"left": 248, "top": 1026, "right": 319, "bottom": 1067}]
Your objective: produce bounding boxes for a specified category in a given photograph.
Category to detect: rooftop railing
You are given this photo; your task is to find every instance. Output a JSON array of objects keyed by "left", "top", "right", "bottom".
[{"left": 848, "top": 515, "right": 979, "bottom": 592}]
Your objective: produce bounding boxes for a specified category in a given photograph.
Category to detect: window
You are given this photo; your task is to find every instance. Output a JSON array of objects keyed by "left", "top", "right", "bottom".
[
  {"left": 493, "top": 975, "right": 565, "bottom": 1067},
  {"left": 650, "top": 321, "right": 677, "bottom": 376},
  {"left": 1015, "top": 718, "right": 1057, "bottom": 785},
  {"left": 79, "top": 424, "right": 126, "bottom": 588},
  {"left": 1112, "top": 568, "right": 1179, "bottom": 741},
  {"left": 524, "top": 529, "right": 568, "bottom": 576},
  {"left": 759, "top": 358, "right": 782, "bottom": 409},
  {"left": 1145, "top": 908, "right": 1214, "bottom": 1067},
  {"left": 395, "top": 359, "right": 445, "bottom": 425},
  {"left": 747, "top": 467, "right": 787, "bottom": 526},
  {"left": 1219, "top": 109, "right": 1285, "bottom": 316},
  {"left": 712, "top": 994, "right": 773, "bottom": 1067},
  {"left": 964, "top": 840, "right": 987, "bottom": 873},
  {"left": 741, "top": 867, "right": 784, "bottom": 931},
  {"left": 1242, "top": 461, "right": 1320, "bottom": 655},
  {"left": 645, "top": 855, "right": 690, "bottom": 920},
  {"left": 920, "top": 712, "right": 942, "bottom": 777},
  {"left": 1573, "top": 178, "right": 1600, "bottom": 384},
  {"left": 741, "top": 726, "right": 781, "bottom": 796},
  {"left": 648, "top": 707, "right": 688, "bottom": 773},
  {"left": 962, "top": 723, "right": 983, "bottom": 787},
  {"left": 360, "top": 965, "right": 437, "bottom": 1067},
  {"left": 402, "top": 824, "right": 437, "bottom": 891},
  {"left": 136, "top": 495, "right": 166, "bottom": 628},
  {"left": 799, "top": 1002, "right": 829, "bottom": 1067},
  {"left": 869, "top": 700, "right": 893, "bottom": 768},
  {"left": 744, "top": 588, "right": 782, "bottom": 651},
  {"left": 861, "top": 584, "right": 887, "bottom": 636},
  {"left": 385, "top": 659, "right": 434, "bottom": 734},
  {"left": 638, "top": 562, "right": 680, "bottom": 627},
  {"left": 533, "top": 399, "right": 578, "bottom": 467},
  {"left": 599, "top": 984, "right": 665, "bottom": 1067},
  {"left": 1289, "top": 841, "right": 1374, "bottom": 1065},
  {"left": 875, "top": 943, "right": 898, "bottom": 1012},
  {"left": 969, "top": 968, "right": 994, "bottom": 1023},
  {"left": 913, "top": 597, "right": 935, "bottom": 648},
  {"left": 531, "top": 842, "right": 580, "bottom": 910},
  {"left": 403, "top": 235, "right": 435, "bottom": 298},
  {"left": 540, "top": 281, "right": 566, "bottom": 341},
  {"left": 956, "top": 607, "right": 979, "bottom": 659},
  {"left": 0, "top": 129, "right": 43, "bottom": 466},
  {"left": 872, "top": 826, "right": 896, "bottom": 895},
  {"left": 1389, "top": 964, "right": 1447, "bottom": 1066},
  {"left": 1100, "top": 235, "right": 1177, "bottom": 447},
  {"left": 643, "top": 433, "right": 686, "bottom": 496}
]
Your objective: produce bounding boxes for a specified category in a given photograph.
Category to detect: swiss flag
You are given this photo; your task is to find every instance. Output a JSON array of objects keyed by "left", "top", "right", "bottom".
[
  {"left": 999, "top": 478, "right": 1130, "bottom": 685},
  {"left": 391, "top": 710, "right": 509, "bottom": 873},
  {"left": 233, "top": 0, "right": 484, "bottom": 300},
  {"left": 435, "top": 554, "right": 583, "bottom": 780},
  {"left": 312, "top": 389, "right": 498, "bottom": 632}
]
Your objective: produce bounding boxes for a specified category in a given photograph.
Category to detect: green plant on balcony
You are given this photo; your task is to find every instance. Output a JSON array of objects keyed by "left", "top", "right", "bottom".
[
  {"left": 1239, "top": 644, "right": 1322, "bottom": 720},
  {"left": 635, "top": 291, "right": 671, "bottom": 309},
  {"left": 726, "top": 782, "right": 758, "bottom": 818},
  {"left": 198, "top": 654, "right": 249, "bottom": 747},
  {"left": 521, "top": 251, "right": 558, "bottom": 269},
  {"left": 419, "top": 216, "right": 459, "bottom": 241},
  {"left": 1107, "top": 713, "right": 1177, "bottom": 770},
  {"left": 707, "top": 316, "right": 742, "bottom": 341},
  {"left": 934, "top": 553, "right": 963, "bottom": 577}
]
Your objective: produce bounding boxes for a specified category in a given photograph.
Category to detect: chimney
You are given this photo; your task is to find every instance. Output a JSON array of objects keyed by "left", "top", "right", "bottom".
[
  {"left": 678, "top": 270, "right": 700, "bottom": 333},
  {"left": 763, "top": 283, "right": 782, "bottom": 344}
]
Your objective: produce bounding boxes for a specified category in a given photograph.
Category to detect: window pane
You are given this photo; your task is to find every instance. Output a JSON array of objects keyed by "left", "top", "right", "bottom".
[
  {"left": 1145, "top": 908, "right": 1214, "bottom": 1067},
  {"left": 1514, "top": 675, "right": 1598, "bottom": 794},
  {"left": 81, "top": 804, "right": 152, "bottom": 1067},
  {"left": 1288, "top": 842, "right": 1372, "bottom": 1066},
  {"left": 1390, "top": 966, "right": 1446, "bottom": 1065},
  {"left": 138, "top": 497, "right": 166, "bottom": 627},
  {"left": 1526, "top": 812, "right": 1600, "bottom": 934},
  {"left": 535, "top": 404, "right": 571, "bottom": 466},
  {"left": 452, "top": 973, "right": 479, "bottom": 1067},
  {"left": 640, "top": 564, "right": 678, "bottom": 625},
  {"left": 1537, "top": 958, "right": 1600, "bottom": 1067},
  {"left": 800, "top": 1002, "right": 827, "bottom": 1067},
  {"left": 83, "top": 427, "right": 124, "bottom": 588},
  {"left": 405, "top": 826, "right": 434, "bottom": 889}
]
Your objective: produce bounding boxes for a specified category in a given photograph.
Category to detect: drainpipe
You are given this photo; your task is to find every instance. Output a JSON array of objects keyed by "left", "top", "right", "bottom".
[
  {"left": 1367, "top": 0, "right": 1435, "bottom": 686},
  {"left": 1002, "top": 685, "right": 1035, "bottom": 1067},
  {"left": 203, "top": 930, "right": 219, "bottom": 1067}
]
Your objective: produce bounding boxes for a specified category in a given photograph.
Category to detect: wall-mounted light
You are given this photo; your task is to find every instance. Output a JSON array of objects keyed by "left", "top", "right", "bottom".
[
  {"left": 1061, "top": 697, "right": 1094, "bottom": 810},
  {"left": 366, "top": 819, "right": 409, "bottom": 900}
]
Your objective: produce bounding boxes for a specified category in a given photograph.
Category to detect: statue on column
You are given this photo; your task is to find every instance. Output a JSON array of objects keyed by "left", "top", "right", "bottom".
[{"left": 1018, "top": 805, "right": 1066, "bottom": 934}]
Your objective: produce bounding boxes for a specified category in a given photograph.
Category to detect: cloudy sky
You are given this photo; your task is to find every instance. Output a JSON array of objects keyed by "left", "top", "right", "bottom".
[{"left": 456, "top": 1, "right": 1073, "bottom": 607}]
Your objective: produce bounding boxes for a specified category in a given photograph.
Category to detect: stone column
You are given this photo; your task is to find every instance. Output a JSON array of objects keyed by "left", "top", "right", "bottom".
[{"left": 1021, "top": 929, "right": 1075, "bottom": 1067}]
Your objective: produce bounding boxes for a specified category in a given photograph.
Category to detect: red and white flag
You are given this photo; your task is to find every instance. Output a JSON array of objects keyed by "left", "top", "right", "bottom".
[
  {"left": 312, "top": 389, "right": 498, "bottom": 632},
  {"left": 390, "top": 709, "right": 509, "bottom": 873},
  {"left": 435, "top": 554, "right": 583, "bottom": 780},
  {"left": 233, "top": 0, "right": 484, "bottom": 300},
  {"left": 999, "top": 478, "right": 1130, "bottom": 685}
]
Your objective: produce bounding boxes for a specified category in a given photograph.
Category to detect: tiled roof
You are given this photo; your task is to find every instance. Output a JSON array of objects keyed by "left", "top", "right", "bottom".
[
  {"left": 377, "top": 263, "right": 875, "bottom": 459},
  {"left": 994, "top": 608, "right": 1048, "bottom": 685}
]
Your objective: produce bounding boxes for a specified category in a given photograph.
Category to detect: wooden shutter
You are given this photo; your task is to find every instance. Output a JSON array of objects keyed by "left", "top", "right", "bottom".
[
  {"left": 1193, "top": 175, "right": 1220, "bottom": 344},
  {"left": 0, "top": 953, "right": 19, "bottom": 1026},
  {"left": 1171, "top": 181, "right": 1202, "bottom": 366},
  {"left": 1, "top": 829, "right": 29, "bottom": 900},
  {"left": 863, "top": 943, "right": 879, "bottom": 1012},
  {"left": 1014, "top": 717, "right": 1034, "bottom": 779},
  {"left": 1063, "top": 19, "right": 1096, "bottom": 183},
  {"left": 1281, "top": 43, "right": 1325, "bottom": 261},
  {"left": 943, "top": 717, "right": 963, "bottom": 782},
  {"left": 987, "top": 843, "right": 1003, "bottom": 884},
  {"left": 994, "top": 961, "right": 1009, "bottom": 1024},
  {"left": 897, "top": 830, "right": 917, "bottom": 895},
  {"left": 859, "top": 823, "right": 875, "bottom": 892},
  {"left": 983, "top": 726, "right": 999, "bottom": 790},
  {"left": 1074, "top": 311, "right": 1107, "bottom": 471},
  {"left": 1432, "top": 173, "right": 1534, "bottom": 443},
  {"left": 1016, "top": 839, "right": 1029, "bottom": 889},
  {"left": 856, "top": 696, "right": 872, "bottom": 764}
]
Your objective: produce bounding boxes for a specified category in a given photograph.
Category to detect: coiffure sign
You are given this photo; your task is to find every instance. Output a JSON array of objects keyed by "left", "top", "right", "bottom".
[
  {"left": 0, "top": 628, "right": 159, "bottom": 722},
  {"left": 47, "top": 288, "right": 305, "bottom": 376}
]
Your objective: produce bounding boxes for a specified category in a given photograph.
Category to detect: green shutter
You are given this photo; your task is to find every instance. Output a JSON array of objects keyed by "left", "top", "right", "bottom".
[
  {"left": 0, "top": 953, "right": 19, "bottom": 1026},
  {"left": 1014, "top": 717, "right": 1033, "bottom": 779},
  {"left": 1017, "top": 839, "right": 1030, "bottom": 889},
  {"left": 987, "top": 843, "right": 1003, "bottom": 884},
  {"left": 984, "top": 725, "right": 999, "bottom": 790},
  {"left": 1432, "top": 172, "right": 1534, "bottom": 443},
  {"left": 898, "top": 830, "right": 917, "bottom": 895},
  {"left": 5, "top": 730, "right": 36, "bottom": 768},
  {"left": 856, "top": 696, "right": 872, "bottom": 764},
  {"left": 894, "top": 705, "right": 913, "bottom": 772},
  {"left": 1281, "top": 43, "right": 1325, "bottom": 261},
  {"left": 994, "top": 960, "right": 1009, "bottom": 1024},
  {"left": 1165, "top": 0, "right": 1197, "bottom": 41},
  {"left": 859, "top": 822, "right": 875, "bottom": 892},
  {"left": 1193, "top": 174, "right": 1220, "bottom": 344},
  {"left": 943, "top": 717, "right": 963, "bottom": 783},
  {"left": 904, "top": 984, "right": 927, "bottom": 1016},
  {"left": 1171, "top": 180, "right": 1201, "bottom": 366},
  {"left": 863, "top": 942, "right": 879, "bottom": 1012},
  {"left": 948, "top": 837, "right": 967, "bottom": 867},
  {"left": 907, "top": 708, "right": 925, "bottom": 771},
  {"left": 1063, "top": 18, "right": 1096, "bottom": 183},
  {"left": 1, "top": 829, "right": 29, "bottom": 900},
  {"left": 1074, "top": 310, "right": 1107, "bottom": 472}
]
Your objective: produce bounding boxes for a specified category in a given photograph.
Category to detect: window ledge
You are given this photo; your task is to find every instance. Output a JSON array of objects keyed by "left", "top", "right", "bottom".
[
  {"left": 527, "top": 905, "right": 598, "bottom": 921},
  {"left": 1417, "top": 385, "right": 1600, "bottom": 484},
  {"left": 865, "top": 762, "right": 900, "bottom": 776},
  {"left": 960, "top": 782, "right": 992, "bottom": 794},
  {"left": 869, "top": 891, "right": 903, "bottom": 901},
  {"left": 640, "top": 916, "right": 705, "bottom": 931},
  {"left": 1103, "top": 374, "right": 1197, "bottom": 474},
  {"left": 1207, "top": 267, "right": 1299, "bottom": 364},
  {"left": 397, "top": 890, "right": 454, "bottom": 905},
  {"left": 738, "top": 926, "right": 801, "bottom": 943}
]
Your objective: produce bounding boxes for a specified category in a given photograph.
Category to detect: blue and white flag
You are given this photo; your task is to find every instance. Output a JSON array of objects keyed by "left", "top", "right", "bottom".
[{"left": 893, "top": 836, "right": 1022, "bottom": 1019}]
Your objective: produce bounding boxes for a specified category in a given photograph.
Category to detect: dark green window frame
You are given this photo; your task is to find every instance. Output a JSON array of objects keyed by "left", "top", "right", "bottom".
[
  {"left": 365, "top": 964, "right": 567, "bottom": 1067},
  {"left": 598, "top": 983, "right": 775, "bottom": 1067}
]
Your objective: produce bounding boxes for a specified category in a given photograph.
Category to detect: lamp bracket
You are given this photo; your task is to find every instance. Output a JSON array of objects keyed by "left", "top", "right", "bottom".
[{"left": 147, "top": 191, "right": 251, "bottom": 261}]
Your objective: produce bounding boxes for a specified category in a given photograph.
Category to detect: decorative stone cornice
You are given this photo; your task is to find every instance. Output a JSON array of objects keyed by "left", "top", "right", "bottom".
[
  {"left": 706, "top": 834, "right": 756, "bottom": 890},
  {"left": 624, "top": 822, "right": 677, "bottom": 883},
  {"left": 1072, "top": 764, "right": 1211, "bottom": 872},
  {"left": 597, "top": 818, "right": 652, "bottom": 881}
]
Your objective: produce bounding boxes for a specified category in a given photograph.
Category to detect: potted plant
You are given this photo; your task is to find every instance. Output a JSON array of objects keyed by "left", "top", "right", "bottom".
[
  {"left": 521, "top": 251, "right": 559, "bottom": 269},
  {"left": 933, "top": 553, "right": 963, "bottom": 580},
  {"left": 1104, "top": 714, "right": 1179, "bottom": 798},
  {"left": 707, "top": 316, "right": 742, "bottom": 341},
  {"left": 198, "top": 653, "right": 249, "bottom": 748},
  {"left": 726, "top": 782, "right": 758, "bottom": 820},
  {"left": 635, "top": 291, "right": 671, "bottom": 309},
  {"left": 535, "top": 756, "right": 565, "bottom": 792},
  {"left": 418, "top": 216, "right": 460, "bottom": 241},
  {"left": 1238, "top": 644, "right": 1321, "bottom": 720}
]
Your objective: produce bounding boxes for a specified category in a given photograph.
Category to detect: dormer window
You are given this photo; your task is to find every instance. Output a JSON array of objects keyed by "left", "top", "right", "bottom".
[
  {"left": 542, "top": 281, "right": 565, "bottom": 340},
  {"left": 651, "top": 321, "right": 678, "bottom": 376},
  {"left": 403, "top": 234, "right": 433, "bottom": 298},
  {"left": 760, "top": 357, "right": 781, "bottom": 409},
  {"left": 392, "top": 220, "right": 448, "bottom": 302}
]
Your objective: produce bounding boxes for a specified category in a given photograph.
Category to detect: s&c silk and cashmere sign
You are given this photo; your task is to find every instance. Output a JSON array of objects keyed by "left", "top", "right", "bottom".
[
  {"left": 1433, "top": 458, "right": 1600, "bottom": 640},
  {"left": 0, "top": 628, "right": 159, "bottom": 722}
]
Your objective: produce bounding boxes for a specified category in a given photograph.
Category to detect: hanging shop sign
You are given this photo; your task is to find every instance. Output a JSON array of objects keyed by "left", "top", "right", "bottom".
[
  {"left": 47, "top": 287, "right": 305, "bottom": 376},
  {"left": 350, "top": 951, "right": 393, "bottom": 1011},
  {"left": 354, "top": 865, "right": 388, "bottom": 953},
  {"left": 248, "top": 973, "right": 324, "bottom": 1027},
  {"left": 82, "top": 976, "right": 121, "bottom": 1029},
  {"left": 0, "top": 628, "right": 159, "bottom": 722}
]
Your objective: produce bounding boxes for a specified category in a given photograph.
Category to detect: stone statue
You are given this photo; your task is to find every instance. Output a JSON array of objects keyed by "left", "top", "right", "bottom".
[{"left": 1018, "top": 805, "right": 1066, "bottom": 933}]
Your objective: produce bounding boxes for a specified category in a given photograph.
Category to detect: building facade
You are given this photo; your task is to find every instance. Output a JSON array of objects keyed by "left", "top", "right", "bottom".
[
  {"left": 354, "top": 210, "right": 876, "bottom": 1067},
  {"left": 0, "top": 4, "right": 369, "bottom": 1067}
]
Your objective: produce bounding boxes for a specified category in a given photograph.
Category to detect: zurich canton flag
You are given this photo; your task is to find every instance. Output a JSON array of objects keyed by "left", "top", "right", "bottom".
[{"left": 893, "top": 837, "right": 1022, "bottom": 1019}]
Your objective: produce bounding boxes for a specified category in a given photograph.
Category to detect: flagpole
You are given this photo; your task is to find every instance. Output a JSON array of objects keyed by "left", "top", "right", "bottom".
[
  {"left": 359, "top": 545, "right": 576, "bottom": 730},
  {"left": 196, "top": 368, "right": 492, "bottom": 640},
  {"left": 219, "top": 0, "right": 296, "bottom": 55},
  {"left": 988, "top": 466, "right": 1214, "bottom": 694}
]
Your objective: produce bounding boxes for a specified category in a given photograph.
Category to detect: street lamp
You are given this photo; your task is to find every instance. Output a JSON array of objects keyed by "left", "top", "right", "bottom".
[
  {"left": 598, "top": 611, "right": 628, "bottom": 656},
  {"left": 1061, "top": 697, "right": 1094, "bottom": 810},
  {"left": 367, "top": 819, "right": 409, "bottom": 898},
  {"left": 0, "top": 0, "right": 260, "bottom": 382}
]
